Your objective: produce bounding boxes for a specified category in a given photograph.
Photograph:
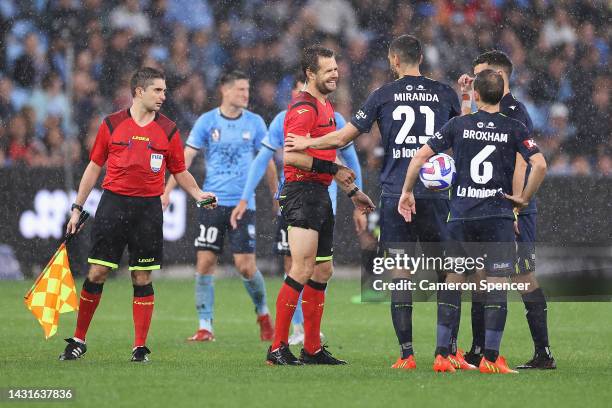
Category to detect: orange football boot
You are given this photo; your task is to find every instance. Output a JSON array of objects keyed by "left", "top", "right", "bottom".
[
  {"left": 391, "top": 355, "right": 416, "bottom": 370},
  {"left": 433, "top": 354, "right": 456, "bottom": 373},
  {"left": 449, "top": 349, "right": 477, "bottom": 370},
  {"left": 479, "top": 355, "right": 518, "bottom": 374}
]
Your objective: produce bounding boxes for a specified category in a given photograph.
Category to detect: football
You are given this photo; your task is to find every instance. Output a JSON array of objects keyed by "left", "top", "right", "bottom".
[{"left": 419, "top": 153, "right": 456, "bottom": 191}]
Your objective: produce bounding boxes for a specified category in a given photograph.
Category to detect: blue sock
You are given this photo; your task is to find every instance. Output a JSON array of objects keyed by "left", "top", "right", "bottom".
[
  {"left": 484, "top": 289, "right": 508, "bottom": 362},
  {"left": 292, "top": 292, "right": 304, "bottom": 325},
  {"left": 196, "top": 274, "right": 214, "bottom": 331},
  {"left": 242, "top": 270, "right": 269, "bottom": 315}
]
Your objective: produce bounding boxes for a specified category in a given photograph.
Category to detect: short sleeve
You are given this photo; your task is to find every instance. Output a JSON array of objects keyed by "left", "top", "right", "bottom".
[
  {"left": 285, "top": 104, "right": 317, "bottom": 136},
  {"left": 263, "top": 111, "right": 285, "bottom": 150},
  {"left": 166, "top": 130, "right": 186, "bottom": 174},
  {"left": 253, "top": 114, "right": 267, "bottom": 151},
  {"left": 334, "top": 112, "right": 346, "bottom": 129},
  {"left": 427, "top": 118, "right": 455, "bottom": 153},
  {"left": 350, "top": 89, "right": 380, "bottom": 133},
  {"left": 89, "top": 120, "right": 111, "bottom": 166},
  {"left": 514, "top": 123, "right": 540, "bottom": 161},
  {"left": 186, "top": 114, "right": 209, "bottom": 150},
  {"left": 448, "top": 87, "right": 461, "bottom": 118}
]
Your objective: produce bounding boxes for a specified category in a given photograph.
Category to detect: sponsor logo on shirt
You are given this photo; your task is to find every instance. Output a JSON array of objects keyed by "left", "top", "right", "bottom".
[
  {"left": 297, "top": 108, "right": 310, "bottom": 114},
  {"left": 212, "top": 128, "right": 220, "bottom": 142},
  {"left": 242, "top": 131, "right": 251, "bottom": 141},
  {"left": 132, "top": 136, "right": 150, "bottom": 141},
  {"left": 523, "top": 139, "right": 538, "bottom": 150}
]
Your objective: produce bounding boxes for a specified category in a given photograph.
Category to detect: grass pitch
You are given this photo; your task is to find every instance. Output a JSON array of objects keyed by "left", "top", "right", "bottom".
[{"left": 1, "top": 277, "right": 611, "bottom": 407}]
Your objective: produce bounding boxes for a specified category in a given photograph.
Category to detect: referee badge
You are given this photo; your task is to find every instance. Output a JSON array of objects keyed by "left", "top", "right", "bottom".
[{"left": 150, "top": 153, "right": 163, "bottom": 173}]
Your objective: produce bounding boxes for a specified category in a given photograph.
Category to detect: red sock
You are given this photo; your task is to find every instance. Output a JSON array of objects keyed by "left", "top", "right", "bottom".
[
  {"left": 133, "top": 294, "right": 155, "bottom": 347},
  {"left": 74, "top": 280, "right": 103, "bottom": 341},
  {"left": 302, "top": 280, "right": 326, "bottom": 355},
  {"left": 271, "top": 278, "right": 303, "bottom": 350}
]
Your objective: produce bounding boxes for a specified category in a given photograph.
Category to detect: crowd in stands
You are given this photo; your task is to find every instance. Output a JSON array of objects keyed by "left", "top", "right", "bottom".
[{"left": 0, "top": 0, "right": 609, "bottom": 176}]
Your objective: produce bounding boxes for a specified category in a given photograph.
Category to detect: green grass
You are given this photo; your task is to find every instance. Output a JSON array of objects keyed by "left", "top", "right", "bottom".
[{"left": 1, "top": 278, "right": 611, "bottom": 407}]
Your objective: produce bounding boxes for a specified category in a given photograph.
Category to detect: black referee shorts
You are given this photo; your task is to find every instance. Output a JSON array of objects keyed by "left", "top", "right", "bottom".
[
  {"left": 279, "top": 181, "right": 334, "bottom": 262},
  {"left": 88, "top": 190, "right": 163, "bottom": 271}
]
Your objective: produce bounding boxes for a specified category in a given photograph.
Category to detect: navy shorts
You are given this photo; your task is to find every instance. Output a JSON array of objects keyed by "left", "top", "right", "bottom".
[
  {"left": 274, "top": 214, "right": 291, "bottom": 256},
  {"left": 379, "top": 195, "right": 449, "bottom": 258},
  {"left": 194, "top": 205, "right": 256, "bottom": 254},
  {"left": 446, "top": 218, "right": 516, "bottom": 277},
  {"left": 516, "top": 213, "right": 536, "bottom": 274}
]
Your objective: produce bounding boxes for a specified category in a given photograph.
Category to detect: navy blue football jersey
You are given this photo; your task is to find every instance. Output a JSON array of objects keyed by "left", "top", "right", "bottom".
[
  {"left": 499, "top": 93, "right": 537, "bottom": 215},
  {"left": 351, "top": 75, "right": 460, "bottom": 199},
  {"left": 428, "top": 110, "right": 540, "bottom": 221}
]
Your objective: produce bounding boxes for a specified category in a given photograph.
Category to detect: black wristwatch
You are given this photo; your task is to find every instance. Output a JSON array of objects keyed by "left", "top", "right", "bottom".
[
  {"left": 347, "top": 187, "right": 360, "bottom": 198},
  {"left": 71, "top": 203, "right": 83, "bottom": 212}
]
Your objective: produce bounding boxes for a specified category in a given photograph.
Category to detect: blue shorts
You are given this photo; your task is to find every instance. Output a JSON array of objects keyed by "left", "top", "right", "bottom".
[
  {"left": 516, "top": 213, "right": 536, "bottom": 274},
  {"left": 446, "top": 218, "right": 516, "bottom": 278},
  {"left": 194, "top": 205, "right": 256, "bottom": 254},
  {"left": 379, "top": 195, "right": 449, "bottom": 258}
]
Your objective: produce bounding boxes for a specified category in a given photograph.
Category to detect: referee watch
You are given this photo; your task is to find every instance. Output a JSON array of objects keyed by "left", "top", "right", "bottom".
[{"left": 71, "top": 203, "right": 84, "bottom": 213}]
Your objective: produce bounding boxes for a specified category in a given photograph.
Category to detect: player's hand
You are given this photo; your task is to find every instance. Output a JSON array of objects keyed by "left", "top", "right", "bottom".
[
  {"left": 284, "top": 133, "right": 311, "bottom": 152},
  {"left": 196, "top": 191, "right": 218, "bottom": 209},
  {"left": 398, "top": 191, "right": 416, "bottom": 222},
  {"left": 458, "top": 74, "right": 474, "bottom": 93},
  {"left": 335, "top": 165, "right": 356, "bottom": 188},
  {"left": 161, "top": 192, "right": 171, "bottom": 211},
  {"left": 513, "top": 207, "right": 521, "bottom": 235},
  {"left": 65, "top": 210, "right": 83, "bottom": 235},
  {"left": 230, "top": 200, "right": 248, "bottom": 229},
  {"left": 351, "top": 191, "right": 375, "bottom": 214},
  {"left": 504, "top": 194, "right": 528, "bottom": 209},
  {"left": 353, "top": 208, "right": 367, "bottom": 233}
]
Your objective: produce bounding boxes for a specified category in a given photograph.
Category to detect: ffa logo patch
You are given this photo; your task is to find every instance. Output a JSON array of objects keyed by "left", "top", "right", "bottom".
[
  {"left": 150, "top": 153, "right": 163, "bottom": 173},
  {"left": 211, "top": 128, "right": 221, "bottom": 142}
]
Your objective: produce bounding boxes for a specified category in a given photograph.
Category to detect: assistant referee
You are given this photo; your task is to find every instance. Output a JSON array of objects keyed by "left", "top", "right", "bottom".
[{"left": 59, "top": 67, "right": 216, "bottom": 363}]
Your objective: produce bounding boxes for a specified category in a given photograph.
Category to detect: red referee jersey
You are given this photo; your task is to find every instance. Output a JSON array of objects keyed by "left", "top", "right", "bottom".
[
  {"left": 90, "top": 109, "right": 186, "bottom": 197},
  {"left": 283, "top": 92, "right": 337, "bottom": 186}
]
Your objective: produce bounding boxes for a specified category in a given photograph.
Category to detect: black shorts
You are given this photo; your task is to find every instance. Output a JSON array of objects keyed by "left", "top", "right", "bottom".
[
  {"left": 516, "top": 213, "right": 536, "bottom": 274},
  {"left": 379, "top": 195, "right": 449, "bottom": 258},
  {"left": 194, "top": 205, "right": 256, "bottom": 254},
  {"left": 446, "top": 218, "right": 516, "bottom": 278},
  {"left": 89, "top": 190, "right": 163, "bottom": 271},
  {"left": 274, "top": 214, "right": 291, "bottom": 256},
  {"left": 279, "top": 181, "right": 333, "bottom": 262}
]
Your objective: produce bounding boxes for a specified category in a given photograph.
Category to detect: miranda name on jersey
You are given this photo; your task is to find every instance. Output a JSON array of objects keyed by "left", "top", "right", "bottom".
[
  {"left": 393, "top": 92, "right": 440, "bottom": 102},
  {"left": 462, "top": 129, "right": 508, "bottom": 143}
]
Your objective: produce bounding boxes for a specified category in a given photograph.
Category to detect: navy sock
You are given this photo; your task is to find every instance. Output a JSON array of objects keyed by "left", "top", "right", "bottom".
[
  {"left": 391, "top": 278, "right": 413, "bottom": 358},
  {"left": 522, "top": 288, "right": 550, "bottom": 355},
  {"left": 471, "top": 291, "right": 486, "bottom": 353},
  {"left": 436, "top": 289, "right": 461, "bottom": 357},
  {"left": 450, "top": 301, "right": 461, "bottom": 355},
  {"left": 484, "top": 289, "right": 508, "bottom": 361}
]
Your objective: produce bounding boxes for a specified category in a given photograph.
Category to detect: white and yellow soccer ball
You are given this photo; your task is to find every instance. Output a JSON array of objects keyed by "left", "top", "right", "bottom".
[{"left": 419, "top": 153, "right": 456, "bottom": 191}]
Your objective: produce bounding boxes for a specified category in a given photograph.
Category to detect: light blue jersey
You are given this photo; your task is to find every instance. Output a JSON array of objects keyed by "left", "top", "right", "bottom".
[
  {"left": 187, "top": 108, "right": 267, "bottom": 209},
  {"left": 241, "top": 111, "right": 362, "bottom": 215}
]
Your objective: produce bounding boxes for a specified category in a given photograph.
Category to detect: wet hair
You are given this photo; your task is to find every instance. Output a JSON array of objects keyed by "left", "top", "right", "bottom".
[
  {"left": 473, "top": 50, "right": 513, "bottom": 77},
  {"left": 301, "top": 45, "right": 335, "bottom": 77},
  {"left": 473, "top": 69, "right": 504, "bottom": 105},
  {"left": 388, "top": 35, "right": 422, "bottom": 66},
  {"left": 218, "top": 70, "right": 249, "bottom": 86},
  {"left": 130, "top": 67, "right": 165, "bottom": 96}
]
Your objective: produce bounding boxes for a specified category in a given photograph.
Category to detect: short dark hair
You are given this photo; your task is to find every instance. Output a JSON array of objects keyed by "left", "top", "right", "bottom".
[
  {"left": 473, "top": 69, "right": 504, "bottom": 105},
  {"left": 219, "top": 70, "right": 249, "bottom": 86},
  {"left": 472, "top": 50, "right": 513, "bottom": 77},
  {"left": 130, "top": 67, "right": 165, "bottom": 96},
  {"left": 389, "top": 35, "right": 422, "bottom": 66},
  {"left": 301, "top": 45, "right": 335, "bottom": 77},
  {"left": 292, "top": 73, "right": 306, "bottom": 88}
]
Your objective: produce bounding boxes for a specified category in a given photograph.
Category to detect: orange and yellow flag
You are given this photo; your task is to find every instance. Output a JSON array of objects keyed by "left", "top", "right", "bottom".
[{"left": 24, "top": 243, "right": 78, "bottom": 339}]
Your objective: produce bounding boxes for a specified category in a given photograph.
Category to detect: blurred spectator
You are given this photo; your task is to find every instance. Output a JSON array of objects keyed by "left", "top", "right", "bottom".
[
  {"left": 110, "top": 0, "right": 152, "bottom": 38},
  {"left": 28, "top": 72, "right": 71, "bottom": 135},
  {"left": 571, "top": 155, "right": 592, "bottom": 176},
  {"left": 6, "top": 114, "right": 44, "bottom": 166},
  {"left": 597, "top": 154, "right": 612, "bottom": 177},
  {"left": 12, "top": 32, "right": 47, "bottom": 88}
]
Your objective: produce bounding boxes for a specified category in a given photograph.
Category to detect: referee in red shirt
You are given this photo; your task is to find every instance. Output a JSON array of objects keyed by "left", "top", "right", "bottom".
[{"left": 59, "top": 67, "right": 216, "bottom": 363}]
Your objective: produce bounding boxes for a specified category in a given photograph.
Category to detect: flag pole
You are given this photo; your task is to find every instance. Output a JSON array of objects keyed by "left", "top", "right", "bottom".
[{"left": 24, "top": 211, "right": 90, "bottom": 300}]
